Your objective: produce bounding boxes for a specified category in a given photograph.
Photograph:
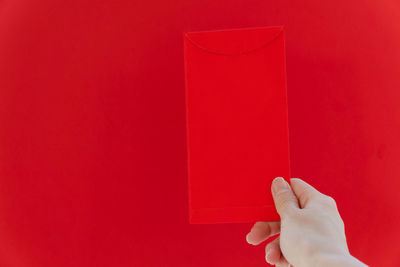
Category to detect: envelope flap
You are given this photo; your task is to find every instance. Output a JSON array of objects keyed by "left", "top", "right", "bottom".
[{"left": 184, "top": 26, "right": 283, "bottom": 56}]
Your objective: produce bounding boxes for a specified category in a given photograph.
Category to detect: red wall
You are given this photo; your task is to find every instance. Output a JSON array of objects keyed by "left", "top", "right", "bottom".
[{"left": 0, "top": 0, "right": 399, "bottom": 266}]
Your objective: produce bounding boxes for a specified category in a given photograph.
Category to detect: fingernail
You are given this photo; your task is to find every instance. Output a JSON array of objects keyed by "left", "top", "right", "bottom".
[
  {"left": 246, "top": 233, "right": 255, "bottom": 245},
  {"left": 272, "top": 177, "right": 289, "bottom": 195}
]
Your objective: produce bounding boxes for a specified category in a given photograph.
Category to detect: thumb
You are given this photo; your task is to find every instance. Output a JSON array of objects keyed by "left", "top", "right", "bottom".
[{"left": 271, "top": 177, "right": 299, "bottom": 218}]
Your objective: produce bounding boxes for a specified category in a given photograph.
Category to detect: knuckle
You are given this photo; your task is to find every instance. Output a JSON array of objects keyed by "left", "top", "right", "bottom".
[
  {"left": 274, "top": 189, "right": 298, "bottom": 216},
  {"left": 275, "top": 190, "right": 291, "bottom": 207},
  {"left": 274, "top": 188, "right": 290, "bottom": 199},
  {"left": 323, "top": 195, "right": 337, "bottom": 207},
  {"left": 275, "top": 194, "right": 286, "bottom": 204}
]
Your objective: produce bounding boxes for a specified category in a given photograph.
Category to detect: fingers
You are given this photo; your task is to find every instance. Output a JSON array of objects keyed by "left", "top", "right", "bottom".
[
  {"left": 271, "top": 177, "right": 299, "bottom": 218},
  {"left": 246, "top": 221, "right": 281, "bottom": 245},
  {"left": 265, "top": 236, "right": 290, "bottom": 266},
  {"left": 265, "top": 236, "right": 281, "bottom": 265},
  {"left": 289, "top": 178, "right": 323, "bottom": 208}
]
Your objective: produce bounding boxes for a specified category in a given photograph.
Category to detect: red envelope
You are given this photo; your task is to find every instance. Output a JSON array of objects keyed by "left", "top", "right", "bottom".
[{"left": 184, "top": 26, "right": 290, "bottom": 223}]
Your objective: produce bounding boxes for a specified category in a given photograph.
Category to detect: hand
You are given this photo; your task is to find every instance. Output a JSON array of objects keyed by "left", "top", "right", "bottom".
[{"left": 246, "top": 177, "right": 367, "bottom": 267}]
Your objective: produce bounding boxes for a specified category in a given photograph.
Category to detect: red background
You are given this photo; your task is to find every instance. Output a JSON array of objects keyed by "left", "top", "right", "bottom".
[{"left": 0, "top": 0, "right": 399, "bottom": 266}]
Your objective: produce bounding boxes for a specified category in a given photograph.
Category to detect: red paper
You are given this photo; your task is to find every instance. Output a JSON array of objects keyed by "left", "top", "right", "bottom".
[{"left": 184, "top": 26, "right": 290, "bottom": 223}]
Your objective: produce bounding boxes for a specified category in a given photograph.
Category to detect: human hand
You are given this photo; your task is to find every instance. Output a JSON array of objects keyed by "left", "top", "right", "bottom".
[{"left": 246, "top": 177, "right": 367, "bottom": 267}]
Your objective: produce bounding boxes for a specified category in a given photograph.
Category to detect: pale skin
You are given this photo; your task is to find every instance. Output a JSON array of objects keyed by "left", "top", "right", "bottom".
[{"left": 246, "top": 177, "right": 368, "bottom": 267}]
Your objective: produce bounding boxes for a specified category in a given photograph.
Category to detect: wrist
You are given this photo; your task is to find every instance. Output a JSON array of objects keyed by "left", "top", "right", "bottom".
[{"left": 312, "top": 253, "right": 367, "bottom": 267}]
